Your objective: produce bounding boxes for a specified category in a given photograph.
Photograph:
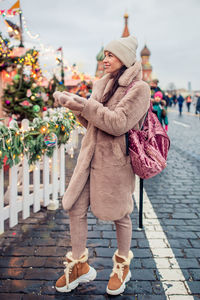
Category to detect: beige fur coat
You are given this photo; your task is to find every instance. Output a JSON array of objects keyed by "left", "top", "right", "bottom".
[{"left": 62, "top": 61, "right": 150, "bottom": 221}]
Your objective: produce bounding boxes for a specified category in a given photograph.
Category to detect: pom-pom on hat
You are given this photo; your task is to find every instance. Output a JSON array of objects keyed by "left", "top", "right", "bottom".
[
  {"left": 154, "top": 91, "right": 163, "bottom": 99},
  {"left": 104, "top": 35, "right": 138, "bottom": 68}
]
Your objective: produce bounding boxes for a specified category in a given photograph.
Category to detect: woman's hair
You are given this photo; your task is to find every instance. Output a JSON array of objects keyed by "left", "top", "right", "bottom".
[{"left": 101, "top": 65, "right": 127, "bottom": 104}]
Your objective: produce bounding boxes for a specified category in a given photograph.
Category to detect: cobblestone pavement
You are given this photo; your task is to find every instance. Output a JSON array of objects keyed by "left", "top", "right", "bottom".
[{"left": 0, "top": 110, "right": 200, "bottom": 300}]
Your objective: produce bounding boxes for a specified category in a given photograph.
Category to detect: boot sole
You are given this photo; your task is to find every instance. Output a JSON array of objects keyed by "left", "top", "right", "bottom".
[
  {"left": 106, "top": 270, "right": 131, "bottom": 296},
  {"left": 55, "top": 266, "right": 97, "bottom": 293}
]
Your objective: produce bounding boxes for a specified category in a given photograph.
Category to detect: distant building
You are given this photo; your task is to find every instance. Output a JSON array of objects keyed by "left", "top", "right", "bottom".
[
  {"left": 95, "top": 46, "right": 105, "bottom": 78},
  {"left": 188, "top": 81, "right": 192, "bottom": 93},
  {"left": 121, "top": 13, "right": 130, "bottom": 37},
  {"left": 140, "top": 45, "right": 152, "bottom": 83}
]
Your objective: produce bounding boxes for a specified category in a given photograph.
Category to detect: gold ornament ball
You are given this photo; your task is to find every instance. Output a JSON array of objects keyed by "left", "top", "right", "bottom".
[{"left": 32, "top": 83, "right": 37, "bottom": 88}]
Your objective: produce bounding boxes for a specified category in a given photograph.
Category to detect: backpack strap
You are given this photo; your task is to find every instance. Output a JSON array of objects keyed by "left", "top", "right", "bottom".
[{"left": 125, "top": 80, "right": 149, "bottom": 155}]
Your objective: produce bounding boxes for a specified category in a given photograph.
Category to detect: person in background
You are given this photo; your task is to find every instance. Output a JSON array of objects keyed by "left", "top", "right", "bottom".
[
  {"left": 164, "top": 92, "right": 170, "bottom": 108},
  {"left": 185, "top": 95, "right": 192, "bottom": 112},
  {"left": 168, "top": 93, "right": 173, "bottom": 107},
  {"left": 172, "top": 94, "right": 177, "bottom": 106},
  {"left": 195, "top": 94, "right": 200, "bottom": 114},
  {"left": 152, "top": 91, "right": 168, "bottom": 131},
  {"left": 150, "top": 78, "right": 162, "bottom": 99},
  {"left": 177, "top": 94, "right": 184, "bottom": 116}
]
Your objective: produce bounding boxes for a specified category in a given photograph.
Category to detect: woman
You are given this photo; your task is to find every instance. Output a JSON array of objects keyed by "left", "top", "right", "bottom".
[{"left": 53, "top": 35, "right": 150, "bottom": 295}]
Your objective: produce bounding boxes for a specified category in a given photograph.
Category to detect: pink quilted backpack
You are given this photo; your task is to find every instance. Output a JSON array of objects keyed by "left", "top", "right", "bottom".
[{"left": 126, "top": 83, "right": 170, "bottom": 179}]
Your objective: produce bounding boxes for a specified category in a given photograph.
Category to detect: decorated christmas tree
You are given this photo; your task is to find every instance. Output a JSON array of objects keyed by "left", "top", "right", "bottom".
[
  {"left": 44, "top": 74, "right": 66, "bottom": 108},
  {"left": 2, "top": 49, "right": 45, "bottom": 121},
  {"left": 0, "top": 32, "right": 13, "bottom": 71}
]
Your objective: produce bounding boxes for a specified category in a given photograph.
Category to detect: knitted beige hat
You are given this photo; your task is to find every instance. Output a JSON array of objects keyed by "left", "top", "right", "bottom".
[{"left": 104, "top": 35, "right": 138, "bottom": 68}]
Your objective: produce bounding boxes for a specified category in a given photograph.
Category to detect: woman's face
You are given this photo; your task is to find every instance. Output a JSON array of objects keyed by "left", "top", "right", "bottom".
[{"left": 103, "top": 51, "right": 123, "bottom": 74}]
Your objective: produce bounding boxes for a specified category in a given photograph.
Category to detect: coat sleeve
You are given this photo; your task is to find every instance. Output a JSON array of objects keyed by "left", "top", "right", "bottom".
[
  {"left": 72, "top": 111, "right": 88, "bottom": 128},
  {"left": 80, "top": 82, "right": 150, "bottom": 136}
]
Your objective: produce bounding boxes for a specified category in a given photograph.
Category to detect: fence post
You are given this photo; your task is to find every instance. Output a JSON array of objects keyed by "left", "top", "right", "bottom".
[
  {"left": 59, "top": 144, "right": 65, "bottom": 196},
  {"left": 47, "top": 146, "right": 59, "bottom": 210},
  {"left": 9, "top": 165, "right": 18, "bottom": 227},
  {"left": 21, "top": 119, "right": 30, "bottom": 219},
  {"left": 43, "top": 154, "right": 50, "bottom": 207},
  {"left": 33, "top": 160, "right": 40, "bottom": 213}
]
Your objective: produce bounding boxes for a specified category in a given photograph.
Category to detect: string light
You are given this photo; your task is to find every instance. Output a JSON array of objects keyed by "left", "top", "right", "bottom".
[{"left": 22, "top": 15, "right": 39, "bottom": 40}]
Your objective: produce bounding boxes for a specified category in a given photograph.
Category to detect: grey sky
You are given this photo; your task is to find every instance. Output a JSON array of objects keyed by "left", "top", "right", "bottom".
[{"left": 1, "top": 0, "right": 200, "bottom": 90}]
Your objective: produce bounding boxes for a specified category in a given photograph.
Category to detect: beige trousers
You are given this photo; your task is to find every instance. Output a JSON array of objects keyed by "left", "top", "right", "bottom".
[{"left": 68, "top": 177, "right": 132, "bottom": 259}]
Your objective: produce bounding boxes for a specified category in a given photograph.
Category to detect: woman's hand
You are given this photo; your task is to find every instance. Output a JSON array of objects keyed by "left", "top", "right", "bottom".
[{"left": 53, "top": 91, "right": 87, "bottom": 111}]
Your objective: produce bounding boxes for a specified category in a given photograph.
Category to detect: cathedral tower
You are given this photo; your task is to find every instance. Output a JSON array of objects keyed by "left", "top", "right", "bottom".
[{"left": 140, "top": 44, "right": 152, "bottom": 82}]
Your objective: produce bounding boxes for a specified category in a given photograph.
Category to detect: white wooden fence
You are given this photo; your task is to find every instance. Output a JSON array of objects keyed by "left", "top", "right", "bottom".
[{"left": 0, "top": 120, "right": 84, "bottom": 235}]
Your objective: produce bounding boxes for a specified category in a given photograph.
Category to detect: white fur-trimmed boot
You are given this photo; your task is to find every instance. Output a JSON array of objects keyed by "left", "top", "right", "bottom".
[
  {"left": 55, "top": 248, "right": 96, "bottom": 293},
  {"left": 106, "top": 249, "right": 133, "bottom": 295}
]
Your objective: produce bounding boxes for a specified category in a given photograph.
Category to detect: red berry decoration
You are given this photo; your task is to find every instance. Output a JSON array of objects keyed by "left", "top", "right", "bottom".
[{"left": 43, "top": 106, "right": 47, "bottom": 111}]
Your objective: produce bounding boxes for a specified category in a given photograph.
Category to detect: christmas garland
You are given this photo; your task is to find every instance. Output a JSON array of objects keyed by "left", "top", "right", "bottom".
[{"left": 0, "top": 109, "right": 76, "bottom": 169}]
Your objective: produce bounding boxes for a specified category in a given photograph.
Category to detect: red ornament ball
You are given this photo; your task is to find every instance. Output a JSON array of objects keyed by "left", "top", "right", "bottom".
[{"left": 43, "top": 107, "right": 47, "bottom": 111}]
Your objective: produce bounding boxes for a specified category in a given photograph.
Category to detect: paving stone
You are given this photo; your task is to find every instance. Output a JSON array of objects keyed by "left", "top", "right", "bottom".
[
  {"left": 171, "top": 213, "right": 198, "bottom": 219},
  {"left": 35, "top": 247, "right": 66, "bottom": 256},
  {"left": 87, "top": 239, "right": 109, "bottom": 247},
  {"left": 186, "top": 281, "right": 200, "bottom": 293},
  {"left": 40, "top": 280, "right": 56, "bottom": 295},
  {"left": 184, "top": 249, "right": 200, "bottom": 258},
  {"left": 51, "top": 297, "right": 106, "bottom": 300},
  {"left": 189, "top": 269, "right": 200, "bottom": 280},
  {"left": 152, "top": 248, "right": 183, "bottom": 258},
  {"left": 168, "top": 296, "right": 197, "bottom": 300},
  {"left": 43, "top": 257, "right": 64, "bottom": 268},
  {"left": 169, "top": 258, "right": 200, "bottom": 269},
  {"left": 0, "top": 294, "right": 22, "bottom": 300},
  {"left": 151, "top": 281, "right": 166, "bottom": 295},
  {"left": 145, "top": 232, "right": 166, "bottom": 239},
  {"left": 126, "top": 280, "right": 153, "bottom": 294},
  {"left": 24, "top": 268, "right": 62, "bottom": 280},
  {"left": 87, "top": 231, "right": 101, "bottom": 238},
  {"left": 110, "top": 238, "right": 137, "bottom": 248},
  {"left": 0, "top": 268, "right": 25, "bottom": 279},
  {"left": 138, "top": 296, "right": 166, "bottom": 300},
  {"left": 3, "top": 247, "right": 35, "bottom": 256},
  {"left": 22, "top": 295, "right": 46, "bottom": 300},
  {"left": 166, "top": 239, "right": 191, "bottom": 248},
  {"left": 166, "top": 232, "right": 197, "bottom": 239},
  {"left": 137, "top": 239, "right": 150, "bottom": 248},
  {"left": 23, "top": 257, "right": 46, "bottom": 267},
  {"left": 132, "top": 258, "right": 142, "bottom": 269},
  {"left": 56, "top": 238, "right": 71, "bottom": 247},
  {"left": 156, "top": 268, "right": 190, "bottom": 280},
  {"left": 0, "top": 257, "right": 24, "bottom": 267},
  {"left": 94, "top": 247, "right": 115, "bottom": 257},
  {"left": 0, "top": 279, "right": 43, "bottom": 293},
  {"left": 189, "top": 239, "right": 200, "bottom": 248},
  {"left": 141, "top": 258, "right": 171, "bottom": 269},
  {"left": 161, "top": 281, "right": 188, "bottom": 295},
  {"left": 131, "top": 269, "right": 156, "bottom": 281},
  {"left": 93, "top": 225, "right": 113, "bottom": 231},
  {"left": 176, "top": 226, "right": 200, "bottom": 232},
  {"left": 70, "top": 281, "right": 108, "bottom": 295},
  {"left": 28, "top": 238, "right": 57, "bottom": 246},
  {"left": 185, "top": 220, "right": 200, "bottom": 226}
]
